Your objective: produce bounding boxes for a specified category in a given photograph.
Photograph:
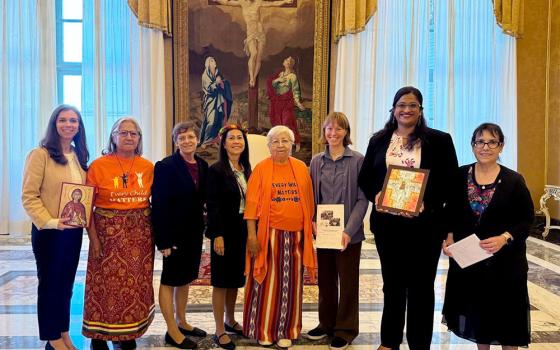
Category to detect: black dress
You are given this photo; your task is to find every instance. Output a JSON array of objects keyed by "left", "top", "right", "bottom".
[
  {"left": 152, "top": 151, "right": 208, "bottom": 286},
  {"left": 442, "top": 164, "right": 534, "bottom": 346},
  {"left": 206, "top": 161, "right": 249, "bottom": 288}
]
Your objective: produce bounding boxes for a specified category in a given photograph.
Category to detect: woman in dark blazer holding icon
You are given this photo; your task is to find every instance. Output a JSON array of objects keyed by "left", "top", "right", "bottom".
[{"left": 358, "top": 86, "right": 459, "bottom": 350}]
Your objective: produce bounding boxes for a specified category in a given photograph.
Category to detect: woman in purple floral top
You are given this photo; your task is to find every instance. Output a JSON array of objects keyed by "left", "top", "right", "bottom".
[{"left": 442, "top": 123, "right": 534, "bottom": 349}]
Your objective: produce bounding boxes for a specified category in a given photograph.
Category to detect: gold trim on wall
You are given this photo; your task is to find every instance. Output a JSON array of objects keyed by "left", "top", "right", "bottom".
[{"left": 172, "top": 0, "right": 332, "bottom": 156}]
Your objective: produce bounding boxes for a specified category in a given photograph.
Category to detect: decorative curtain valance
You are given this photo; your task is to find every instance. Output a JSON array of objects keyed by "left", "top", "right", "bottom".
[
  {"left": 335, "top": 0, "right": 377, "bottom": 42},
  {"left": 493, "top": 0, "right": 524, "bottom": 38},
  {"left": 127, "top": 0, "right": 172, "bottom": 36}
]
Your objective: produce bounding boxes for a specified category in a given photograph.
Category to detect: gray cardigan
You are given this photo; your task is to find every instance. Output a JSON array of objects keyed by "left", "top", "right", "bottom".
[{"left": 310, "top": 146, "right": 369, "bottom": 244}]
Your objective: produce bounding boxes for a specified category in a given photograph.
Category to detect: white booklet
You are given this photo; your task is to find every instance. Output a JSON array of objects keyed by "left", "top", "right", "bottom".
[
  {"left": 315, "top": 204, "right": 344, "bottom": 249},
  {"left": 447, "top": 233, "right": 493, "bottom": 269}
]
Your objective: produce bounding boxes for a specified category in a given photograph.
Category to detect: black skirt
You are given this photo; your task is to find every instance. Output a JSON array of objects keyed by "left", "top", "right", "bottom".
[
  {"left": 442, "top": 258, "right": 531, "bottom": 347},
  {"left": 210, "top": 213, "right": 247, "bottom": 288},
  {"left": 160, "top": 231, "right": 203, "bottom": 287}
]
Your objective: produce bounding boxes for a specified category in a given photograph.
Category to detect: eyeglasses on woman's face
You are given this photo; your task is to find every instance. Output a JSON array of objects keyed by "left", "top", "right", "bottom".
[
  {"left": 395, "top": 103, "right": 420, "bottom": 110},
  {"left": 472, "top": 140, "right": 502, "bottom": 149},
  {"left": 114, "top": 130, "right": 140, "bottom": 138}
]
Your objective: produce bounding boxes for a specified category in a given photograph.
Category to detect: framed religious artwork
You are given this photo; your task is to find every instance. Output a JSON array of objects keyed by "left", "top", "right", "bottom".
[
  {"left": 172, "top": 0, "right": 332, "bottom": 164},
  {"left": 57, "top": 183, "right": 95, "bottom": 228},
  {"left": 378, "top": 165, "right": 430, "bottom": 217}
]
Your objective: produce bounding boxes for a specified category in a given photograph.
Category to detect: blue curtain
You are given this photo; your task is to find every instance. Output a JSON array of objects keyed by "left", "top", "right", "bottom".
[
  {"left": 0, "top": 1, "right": 44, "bottom": 234},
  {"left": 82, "top": 0, "right": 134, "bottom": 157}
]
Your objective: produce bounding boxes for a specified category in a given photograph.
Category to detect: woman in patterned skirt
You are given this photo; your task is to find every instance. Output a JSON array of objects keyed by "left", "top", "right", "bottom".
[
  {"left": 82, "top": 117, "right": 155, "bottom": 350},
  {"left": 243, "top": 125, "right": 316, "bottom": 349}
]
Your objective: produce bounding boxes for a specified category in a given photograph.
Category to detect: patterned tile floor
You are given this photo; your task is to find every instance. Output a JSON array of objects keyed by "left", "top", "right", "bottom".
[{"left": 1, "top": 231, "right": 560, "bottom": 350}]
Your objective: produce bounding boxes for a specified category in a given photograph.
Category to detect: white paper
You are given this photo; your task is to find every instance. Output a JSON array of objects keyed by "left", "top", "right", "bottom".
[
  {"left": 447, "top": 234, "right": 493, "bottom": 268},
  {"left": 315, "top": 204, "right": 344, "bottom": 249}
]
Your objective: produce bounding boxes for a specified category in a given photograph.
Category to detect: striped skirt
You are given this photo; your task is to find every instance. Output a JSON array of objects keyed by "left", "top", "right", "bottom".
[
  {"left": 243, "top": 228, "right": 304, "bottom": 342},
  {"left": 82, "top": 208, "right": 155, "bottom": 340}
]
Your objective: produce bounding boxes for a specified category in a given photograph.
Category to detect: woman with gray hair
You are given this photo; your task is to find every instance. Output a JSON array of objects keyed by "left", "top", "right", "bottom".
[
  {"left": 83, "top": 117, "right": 155, "bottom": 350},
  {"left": 242, "top": 125, "right": 316, "bottom": 348},
  {"left": 152, "top": 121, "right": 209, "bottom": 349}
]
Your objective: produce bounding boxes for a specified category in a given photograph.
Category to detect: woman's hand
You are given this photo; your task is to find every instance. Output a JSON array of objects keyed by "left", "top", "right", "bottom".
[
  {"left": 247, "top": 233, "right": 259, "bottom": 258},
  {"left": 375, "top": 192, "right": 420, "bottom": 218},
  {"left": 442, "top": 233, "right": 454, "bottom": 257},
  {"left": 160, "top": 248, "right": 172, "bottom": 258},
  {"left": 214, "top": 236, "right": 225, "bottom": 256},
  {"left": 340, "top": 232, "right": 351, "bottom": 251},
  {"left": 57, "top": 217, "right": 75, "bottom": 230},
  {"left": 312, "top": 221, "right": 317, "bottom": 237},
  {"left": 89, "top": 236, "right": 103, "bottom": 259},
  {"left": 480, "top": 235, "right": 507, "bottom": 254}
]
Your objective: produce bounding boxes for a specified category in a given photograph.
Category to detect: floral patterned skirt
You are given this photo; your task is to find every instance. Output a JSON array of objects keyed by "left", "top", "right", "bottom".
[{"left": 82, "top": 208, "right": 155, "bottom": 340}]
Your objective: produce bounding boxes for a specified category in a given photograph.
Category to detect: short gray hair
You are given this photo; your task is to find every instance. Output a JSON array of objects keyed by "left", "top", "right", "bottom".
[
  {"left": 266, "top": 125, "right": 295, "bottom": 145},
  {"left": 172, "top": 121, "right": 199, "bottom": 143},
  {"left": 103, "top": 117, "right": 143, "bottom": 155}
]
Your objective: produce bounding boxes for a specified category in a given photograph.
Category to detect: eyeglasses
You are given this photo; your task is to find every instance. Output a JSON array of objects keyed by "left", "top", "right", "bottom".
[
  {"left": 472, "top": 140, "right": 501, "bottom": 149},
  {"left": 395, "top": 103, "right": 420, "bottom": 110},
  {"left": 114, "top": 130, "right": 140, "bottom": 138},
  {"left": 270, "top": 139, "right": 292, "bottom": 147}
]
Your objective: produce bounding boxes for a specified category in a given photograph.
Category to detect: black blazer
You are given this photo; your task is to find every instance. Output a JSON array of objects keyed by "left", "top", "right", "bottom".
[
  {"left": 206, "top": 161, "right": 249, "bottom": 239},
  {"left": 358, "top": 127, "right": 459, "bottom": 238},
  {"left": 453, "top": 164, "right": 534, "bottom": 273},
  {"left": 151, "top": 151, "right": 208, "bottom": 250}
]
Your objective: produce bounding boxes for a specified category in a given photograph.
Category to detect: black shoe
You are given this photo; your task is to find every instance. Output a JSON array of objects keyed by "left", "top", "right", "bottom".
[
  {"left": 165, "top": 332, "right": 197, "bottom": 349},
  {"left": 224, "top": 321, "right": 243, "bottom": 336},
  {"left": 304, "top": 326, "right": 328, "bottom": 340},
  {"left": 329, "top": 337, "right": 349, "bottom": 350},
  {"left": 91, "top": 339, "right": 109, "bottom": 350},
  {"left": 119, "top": 339, "right": 137, "bottom": 350},
  {"left": 213, "top": 333, "right": 236, "bottom": 350},
  {"left": 178, "top": 326, "right": 207, "bottom": 338}
]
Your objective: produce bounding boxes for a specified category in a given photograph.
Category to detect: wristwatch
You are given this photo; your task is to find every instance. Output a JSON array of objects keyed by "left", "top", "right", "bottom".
[{"left": 502, "top": 233, "right": 513, "bottom": 245}]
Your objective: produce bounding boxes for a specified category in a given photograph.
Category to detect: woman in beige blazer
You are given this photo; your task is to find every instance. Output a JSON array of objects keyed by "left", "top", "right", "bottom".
[{"left": 21, "top": 105, "right": 89, "bottom": 350}]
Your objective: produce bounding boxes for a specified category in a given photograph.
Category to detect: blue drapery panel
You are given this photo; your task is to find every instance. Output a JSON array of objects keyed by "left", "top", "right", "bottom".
[
  {"left": 82, "top": 0, "right": 134, "bottom": 156},
  {"left": 0, "top": 1, "right": 42, "bottom": 234}
]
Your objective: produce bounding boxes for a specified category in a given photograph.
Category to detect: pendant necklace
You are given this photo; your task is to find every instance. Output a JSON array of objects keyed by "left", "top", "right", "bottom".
[{"left": 115, "top": 154, "right": 136, "bottom": 188}]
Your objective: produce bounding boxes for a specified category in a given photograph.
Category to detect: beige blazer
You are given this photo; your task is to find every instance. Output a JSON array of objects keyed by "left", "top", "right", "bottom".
[{"left": 21, "top": 147, "right": 87, "bottom": 229}]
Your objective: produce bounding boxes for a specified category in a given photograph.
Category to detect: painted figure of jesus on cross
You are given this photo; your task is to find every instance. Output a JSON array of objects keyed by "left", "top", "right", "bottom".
[{"left": 213, "top": 0, "right": 296, "bottom": 88}]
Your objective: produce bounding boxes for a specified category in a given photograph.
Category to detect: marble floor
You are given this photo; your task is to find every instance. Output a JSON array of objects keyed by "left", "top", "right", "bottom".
[{"left": 1, "top": 232, "right": 560, "bottom": 350}]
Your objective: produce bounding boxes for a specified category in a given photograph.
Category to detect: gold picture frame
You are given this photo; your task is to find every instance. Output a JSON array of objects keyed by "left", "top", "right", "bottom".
[
  {"left": 172, "top": 0, "right": 331, "bottom": 160},
  {"left": 57, "top": 183, "right": 95, "bottom": 228}
]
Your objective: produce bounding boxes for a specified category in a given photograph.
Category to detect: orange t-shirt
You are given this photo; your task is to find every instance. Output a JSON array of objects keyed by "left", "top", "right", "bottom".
[
  {"left": 87, "top": 154, "right": 154, "bottom": 210},
  {"left": 269, "top": 162, "right": 304, "bottom": 231}
]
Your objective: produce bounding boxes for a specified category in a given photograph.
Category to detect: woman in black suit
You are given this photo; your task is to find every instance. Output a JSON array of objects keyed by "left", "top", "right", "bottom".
[
  {"left": 358, "top": 86, "right": 459, "bottom": 350},
  {"left": 206, "top": 124, "right": 251, "bottom": 350},
  {"left": 152, "top": 121, "right": 208, "bottom": 349},
  {"left": 442, "top": 123, "right": 534, "bottom": 349}
]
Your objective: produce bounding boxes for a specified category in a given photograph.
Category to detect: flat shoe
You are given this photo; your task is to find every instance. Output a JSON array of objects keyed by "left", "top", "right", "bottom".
[
  {"left": 224, "top": 322, "right": 243, "bottom": 336},
  {"left": 258, "top": 340, "right": 273, "bottom": 347},
  {"left": 179, "top": 326, "right": 207, "bottom": 338},
  {"left": 165, "top": 332, "right": 197, "bottom": 349},
  {"left": 119, "top": 339, "right": 137, "bottom": 350},
  {"left": 213, "top": 333, "right": 235, "bottom": 350},
  {"left": 277, "top": 339, "right": 292, "bottom": 348}
]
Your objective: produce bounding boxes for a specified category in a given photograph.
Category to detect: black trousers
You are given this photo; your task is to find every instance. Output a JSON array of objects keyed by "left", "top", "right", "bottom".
[
  {"left": 31, "top": 224, "right": 82, "bottom": 340},
  {"left": 317, "top": 241, "right": 362, "bottom": 342},
  {"left": 374, "top": 216, "right": 443, "bottom": 350}
]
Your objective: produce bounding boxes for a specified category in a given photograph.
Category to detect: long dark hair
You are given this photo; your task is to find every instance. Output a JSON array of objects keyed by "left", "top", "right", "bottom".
[
  {"left": 218, "top": 127, "right": 252, "bottom": 180},
  {"left": 373, "top": 86, "right": 428, "bottom": 150},
  {"left": 40, "top": 104, "right": 89, "bottom": 171}
]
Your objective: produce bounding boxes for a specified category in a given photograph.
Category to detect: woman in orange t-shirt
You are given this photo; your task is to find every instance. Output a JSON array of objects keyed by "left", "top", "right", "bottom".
[
  {"left": 242, "top": 125, "right": 316, "bottom": 349},
  {"left": 82, "top": 117, "right": 155, "bottom": 350}
]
